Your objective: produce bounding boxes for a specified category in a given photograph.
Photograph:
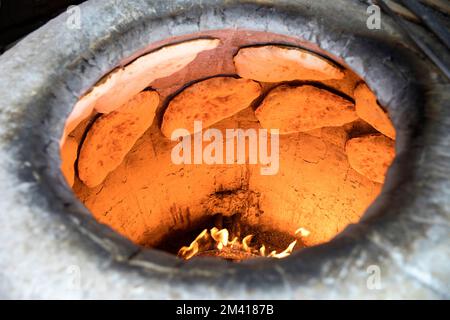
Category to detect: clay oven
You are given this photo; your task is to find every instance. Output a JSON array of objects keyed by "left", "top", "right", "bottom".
[{"left": 1, "top": 0, "right": 448, "bottom": 299}]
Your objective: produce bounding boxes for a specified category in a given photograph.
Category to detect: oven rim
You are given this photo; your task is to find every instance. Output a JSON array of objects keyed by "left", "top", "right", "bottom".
[{"left": 0, "top": 0, "right": 448, "bottom": 298}]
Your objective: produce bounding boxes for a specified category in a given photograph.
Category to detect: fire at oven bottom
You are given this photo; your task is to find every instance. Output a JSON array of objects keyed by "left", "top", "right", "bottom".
[{"left": 155, "top": 212, "right": 310, "bottom": 262}]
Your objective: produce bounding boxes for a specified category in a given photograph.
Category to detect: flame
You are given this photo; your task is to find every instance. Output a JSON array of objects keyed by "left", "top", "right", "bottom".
[
  {"left": 295, "top": 227, "right": 310, "bottom": 237},
  {"left": 229, "top": 236, "right": 239, "bottom": 247},
  {"left": 242, "top": 235, "right": 253, "bottom": 252},
  {"left": 178, "top": 226, "right": 311, "bottom": 260},
  {"left": 267, "top": 240, "right": 297, "bottom": 258},
  {"left": 210, "top": 227, "right": 229, "bottom": 250},
  {"left": 177, "top": 228, "right": 208, "bottom": 259},
  {"left": 259, "top": 244, "right": 266, "bottom": 256}
]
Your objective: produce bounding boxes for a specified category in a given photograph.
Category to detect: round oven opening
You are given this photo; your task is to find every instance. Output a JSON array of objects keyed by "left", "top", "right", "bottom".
[{"left": 60, "top": 30, "right": 396, "bottom": 262}]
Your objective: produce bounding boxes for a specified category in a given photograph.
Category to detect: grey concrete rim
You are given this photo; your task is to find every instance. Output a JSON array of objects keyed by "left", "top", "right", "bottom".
[{"left": 0, "top": 0, "right": 448, "bottom": 299}]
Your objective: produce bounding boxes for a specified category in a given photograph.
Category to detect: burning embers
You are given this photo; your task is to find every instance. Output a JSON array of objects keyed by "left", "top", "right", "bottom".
[
  {"left": 178, "top": 225, "right": 310, "bottom": 261},
  {"left": 60, "top": 31, "right": 397, "bottom": 262}
]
